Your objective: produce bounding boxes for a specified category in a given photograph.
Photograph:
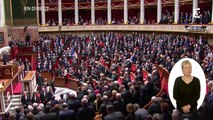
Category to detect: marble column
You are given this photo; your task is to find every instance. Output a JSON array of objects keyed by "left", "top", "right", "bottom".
[
  {"left": 124, "top": 0, "right": 128, "bottom": 24},
  {"left": 140, "top": 0, "right": 145, "bottom": 24},
  {"left": 75, "top": 0, "right": 79, "bottom": 24},
  {"left": 157, "top": 0, "right": 162, "bottom": 23},
  {"left": 174, "top": 0, "right": 179, "bottom": 24},
  {"left": 107, "top": 0, "right": 111, "bottom": 24},
  {"left": 211, "top": 0, "right": 213, "bottom": 23},
  {"left": 91, "top": 0, "right": 95, "bottom": 24},
  {"left": 192, "top": 0, "right": 198, "bottom": 23},
  {"left": 41, "top": 0, "right": 46, "bottom": 25},
  {"left": 0, "top": 0, "right": 5, "bottom": 27},
  {"left": 36, "top": 0, "right": 40, "bottom": 26},
  {"left": 58, "top": 0, "right": 62, "bottom": 25}
]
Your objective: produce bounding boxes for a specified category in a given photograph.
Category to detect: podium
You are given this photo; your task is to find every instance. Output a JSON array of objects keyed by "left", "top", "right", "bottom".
[
  {"left": 0, "top": 60, "right": 18, "bottom": 79},
  {"left": 54, "top": 77, "right": 65, "bottom": 87},
  {"left": 67, "top": 78, "right": 79, "bottom": 90},
  {"left": 54, "top": 77, "right": 79, "bottom": 90},
  {"left": 21, "top": 71, "right": 37, "bottom": 97}
]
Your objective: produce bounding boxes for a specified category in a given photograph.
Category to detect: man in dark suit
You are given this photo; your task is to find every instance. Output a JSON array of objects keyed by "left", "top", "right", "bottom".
[
  {"left": 21, "top": 91, "right": 31, "bottom": 108},
  {"left": 15, "top": 107, "right": 23, "bottom": 120},
  {"left": 3, "top": 52, "right": 9, "bottom": 65},
  {"left": 41, "top": 105, "right": 58, "bottom": 120},
  {"left": 99, "top": 95, "right": 112, "bottom": 119},
  {"left": 113, "top": 93, "right": 126, "bottom": 116},
  {"left": 148, "top": 96, "right": 162, "bottom": 115},
  {"left": 37, "top": 73, "right": 44, "bottom": 88},
  {"left": 104, "top": 104, "right": 124, "bottom": 120},
  {"left": 120, "top": 86, "right": 133, "bottom": 106},
  {"left": 77, "top": 98, "right": 95, "bottom": 120},
  {"left": 206, "top": 85, "right": 213, "bottom": 106},
  {"left": 59, "top": 103, "right": 76, "bottom": 120},
  {"left": 20, "top": 109, "right": 29, "bottom": 120},
  {"left": 67, "top": 94, "right": 81, "bottom": 113},
  {"left": 206, "top": 85, "right": 213, "bottom": 119},
  {"left": 87, "top": 89, "right": 96, "bottom": 104},
  {"left": 40, "top": 87, "right": 49, "bottom": 105},
  {"left": 135, "top": 105, "right": 150, "bottom": 120},
  {"left": 31, "top": 92, "right": 40, "bottom": 104},
  {"left": 34, "top": 105, "right": 45, "bottom": 120},
  {"left": 25, "top": 33, "right": 31, "bottom": 46},
  {"left": 32, "top": 103, "right": 39, "bottom": 115}
]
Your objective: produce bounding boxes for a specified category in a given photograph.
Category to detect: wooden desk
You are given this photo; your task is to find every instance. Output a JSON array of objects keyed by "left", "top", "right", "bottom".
[
  {"left": 67, "top": 78, "right": 79, "bottom": 90},
  {"left": 22, "top": 71, "right": 36, "bottom": 82},
  {"left": 54, "top": 77, "right": 79, "bottom": 90},
  {"left": 54, "top": 77, "right": 65, "bottom": 87},
  {"left": 0, "top": 61, "right": 18, "bottom": 79}
]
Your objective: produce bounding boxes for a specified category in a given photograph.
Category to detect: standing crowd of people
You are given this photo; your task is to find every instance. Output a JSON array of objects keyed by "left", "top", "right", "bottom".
[{"left": 2, "top": 32, "right": 213, "bottom": 120}]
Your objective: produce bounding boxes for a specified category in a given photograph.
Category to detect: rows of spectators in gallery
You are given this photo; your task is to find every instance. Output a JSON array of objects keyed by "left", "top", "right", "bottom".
[{"left": 44, "top": 10, "right": 211, "bottom": 26}]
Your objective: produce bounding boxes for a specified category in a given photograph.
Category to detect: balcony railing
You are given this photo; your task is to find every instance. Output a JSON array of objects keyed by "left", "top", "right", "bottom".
[{"left": 38, "top": 24, "right": 213, "bottom": 34}]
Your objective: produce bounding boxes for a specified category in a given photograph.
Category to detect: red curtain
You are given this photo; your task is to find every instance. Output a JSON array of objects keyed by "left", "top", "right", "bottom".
[
  {"left": 95, "top": 10, "right": 107, "bottom": 20},
  {"left": 62, "top": 10, "right": 75, "bottom": 20},
  {"left": 95, "top": 2, "right": 107, "bottom": 8},
  {"left": 11, "top": 47, "right": 18, "bottom": 59},
  {"left": 145, "top": 7, "right": 157, "bottom": 23},
  {"left": 162, "top": 5, "right": 174, "bottom": 14},
  {"left": 79, "top": 9, "right": 91, "bottom": 22},
  {"left": 45, "top": 0, "right": 58, "bottom": 4},
  {"left": 112, "top": 9, "right": 123, "bottom": 21},
  {"left": 199, "top": 2, "right": 212, "bottom": 13},
  {"left": 129, "top": 9, "right": 140, "bottom": 18},
  {"left": 46, "top": 11, "right": 58, "bottom": 21},
  {"left": 180, "top": 3, "right": 192, "bottom": 13},
  {"left": 63, "top": 4, "right": 75, "bottom": 9},
  {"left": 62, "top": 0, "right": 74, "bottom": 3}
]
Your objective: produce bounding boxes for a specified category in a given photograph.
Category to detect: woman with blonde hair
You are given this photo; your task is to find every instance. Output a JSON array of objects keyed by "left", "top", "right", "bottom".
[{"left": 173, "top": 60, "right": 200, "bottom": 114}]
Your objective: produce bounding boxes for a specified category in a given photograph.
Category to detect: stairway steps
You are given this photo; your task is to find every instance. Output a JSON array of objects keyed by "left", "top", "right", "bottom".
[
  {"left": 11, "top": 102, "right": 21, "bottom": 106},
  {"left": 4, "top": 95, "right": 21, "bottom": 99},
  {"left": 6, "top": 94, "right": 22, "bottom": 112},
  {"left": 12, "top": 98, "right": 21, "bottom": 102}
]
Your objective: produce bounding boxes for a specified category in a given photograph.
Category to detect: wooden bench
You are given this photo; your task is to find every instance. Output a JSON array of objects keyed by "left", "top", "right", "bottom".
[{"left": 54, "top": 77, "right": 65, "bottom": 87}]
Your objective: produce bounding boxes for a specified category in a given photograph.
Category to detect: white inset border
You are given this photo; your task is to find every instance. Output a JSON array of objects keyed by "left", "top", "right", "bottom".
[{"left": 168, "top": 58, "right": 206, "bottom": 109}]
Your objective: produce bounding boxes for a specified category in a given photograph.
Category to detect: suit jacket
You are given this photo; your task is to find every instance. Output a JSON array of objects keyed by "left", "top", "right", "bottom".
[
  {"left": 3, "top": 53, "right": 8, "bottom": 65},
  {"left": 37, "top": 76, "right": 44, "bottom": 87},
  {"left": 135, "top": 108, "right": 150, "bottom": 120},
  {"left": 148, "top": 102, "right": 161, "bottom": 115},
  {"left": 113, "top": 99, "right": 126, "bottom": 115},
  {"left": 121, "top": 90, "right": 133, "bottom": 105},
  {"left": 104, "top": 111, "right": 124, "bottom": 120},
  {"left": 59, "top": 109, "right": 76, "bottom": 120},
  {"left": 206, "top": 92, "right": 213, "bottom": 105},
  {"left": 34, "top": 111, "right": 45, "bottom": 120},
  {"left": 40, "top": 91, "right": 49, "bottom": 103},
  {"left": 99, "top": 102, "right": 112, "bottom": 118},
  {"left": 21, "top": 95, "right": 30, "bottom": 107},
  {"left": 40, "top": 112, "right": 58, "bottom": 120},
  {"left": 19, "top": 115, "right": 27, "bottom": 120},
  {"left": 77, "top": 106, "right": 95, "bottom": 120},
  {"left": 125, "top": 113, "right": 136, "bottom": 120},
  {"left": 67, "top": 99, "right": 81, "bottom": 113},
  {"left": 31, "top": 96, "right": 40, "bottom": 104}
]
